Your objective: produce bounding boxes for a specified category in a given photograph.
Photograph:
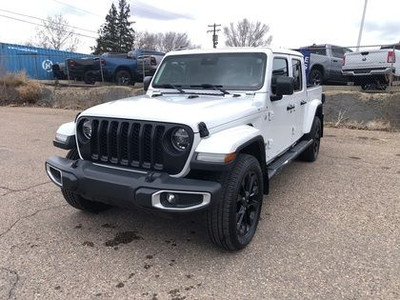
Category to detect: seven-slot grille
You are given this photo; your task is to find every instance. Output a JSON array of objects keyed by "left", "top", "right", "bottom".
[{"left": 89, "top": 119, "right": 166, "bottom": 170}]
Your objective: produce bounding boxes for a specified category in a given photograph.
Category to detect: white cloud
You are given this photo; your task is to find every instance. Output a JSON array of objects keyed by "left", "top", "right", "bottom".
[{"left": 1, "top": 0, "right": 399, "bottom": 53}]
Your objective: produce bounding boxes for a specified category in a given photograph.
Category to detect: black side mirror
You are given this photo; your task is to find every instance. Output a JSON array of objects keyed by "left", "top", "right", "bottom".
[
  {"left": 271, "top": 77, "right": 294, "bottom": 101},
  {"left": 143, "top": 76, "right": 153, "bottom": 92}
]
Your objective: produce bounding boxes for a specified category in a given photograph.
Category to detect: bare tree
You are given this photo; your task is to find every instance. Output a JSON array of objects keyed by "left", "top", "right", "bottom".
[
  {"left": 32, "top": 14, "right": 80, "bottom": 51},
  {"left": 134, "top": 32, "right": 160, "bottom": 50},
  {"left": 160, "top": 32, "right": 192, "bottom": 52},
  {"left": 135, "top": 31, "right": 198, "bottom": 52},
  {"left": 224, "top": 19, "right": 273, "bottom": 47}
]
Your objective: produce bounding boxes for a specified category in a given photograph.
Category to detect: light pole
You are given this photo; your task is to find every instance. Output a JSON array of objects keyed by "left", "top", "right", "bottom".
[{"left": 356, "top": 0, "right": 368, "bottom": 51}]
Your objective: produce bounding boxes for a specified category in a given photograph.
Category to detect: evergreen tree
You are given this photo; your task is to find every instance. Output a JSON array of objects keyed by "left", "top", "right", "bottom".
[
  {"left": 116, "top": 0, "right": 135, "bottom": 53},
  {"left": 93, "top": 0, "right": 135, "bottom": 54}
]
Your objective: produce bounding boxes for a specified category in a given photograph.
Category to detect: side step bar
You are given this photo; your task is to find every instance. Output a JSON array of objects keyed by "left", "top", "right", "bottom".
[{"left": 267, "top": 139, "right": 313, "bottom": 179}]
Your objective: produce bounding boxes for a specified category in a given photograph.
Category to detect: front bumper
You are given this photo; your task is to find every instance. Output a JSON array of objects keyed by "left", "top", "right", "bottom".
[{"left": 45, "top": 156, "right": 221, "bottom": 212}]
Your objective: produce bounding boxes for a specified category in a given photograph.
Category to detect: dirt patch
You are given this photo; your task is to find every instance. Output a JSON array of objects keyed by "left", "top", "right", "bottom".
[
  {"left": 38, "top": 85, "right": 144, "bottom": 110},
  {"left": 324, "top": 91, "right": 400, "bottom": 130},
  {"left": 2, "top": 77, "right": 399, "bottom": 130},
  {"left": 104, "top": 231, "right": 143, "bottom": 247},
  {"left": 0, "top": 77, "right": 144, "bottom": 109}
]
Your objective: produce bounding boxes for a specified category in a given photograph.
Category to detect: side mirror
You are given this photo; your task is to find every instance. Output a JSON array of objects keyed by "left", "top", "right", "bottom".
[
  {"left": 143, "top": 76, "right": 153, "bottom": 92},
  {"left": 271, "top": 77, "right": 294, "bottom": 101}
]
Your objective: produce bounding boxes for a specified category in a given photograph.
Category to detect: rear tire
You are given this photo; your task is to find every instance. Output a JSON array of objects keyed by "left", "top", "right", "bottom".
[
  {"left": 299, "top": 116, "right": 321, "bottom": 162},
  {"left": 207, "top": 154, "right": 263, "bottom": 251},
  {"left": 115, "top": 69, "right": 134, "bottom": 86},
  {"left": 309, "top": 69, "right": 323, "bottom": 86},
  {"left": 61, "top": 149, "right": 112, "bottom": 212},
  {"left": 83, "top": 70, "right": 96, "bottom": 85}
]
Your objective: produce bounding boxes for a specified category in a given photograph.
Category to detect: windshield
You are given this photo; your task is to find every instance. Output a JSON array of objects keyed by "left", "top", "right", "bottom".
[{"left": 152, "top": 53, "right": 266, "bottom": 91}]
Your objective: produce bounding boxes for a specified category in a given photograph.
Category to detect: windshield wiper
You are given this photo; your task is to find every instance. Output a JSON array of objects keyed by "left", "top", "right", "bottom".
[
  {"left": 157, "top": 84, "right": 185, "bottom": 93},
  {"left": 190, "top": 84, "right": 230, "bottom": 95}
]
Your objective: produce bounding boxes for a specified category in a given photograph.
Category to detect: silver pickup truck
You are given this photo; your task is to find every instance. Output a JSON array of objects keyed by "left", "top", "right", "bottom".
[
  {"left": 342, "top": 43, "right": 400, "bottom": 90},
  {"left": 299, "top": 44, "right": 352, "bottom": 85}
]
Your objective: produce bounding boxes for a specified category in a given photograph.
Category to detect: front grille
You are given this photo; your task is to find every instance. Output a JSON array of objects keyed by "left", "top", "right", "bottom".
[
  {"left": 77, "top": 117, "right": 193, "bottom": 174},
  {"left": 88, "top": 119, "right": 165, "bottom": 170}
]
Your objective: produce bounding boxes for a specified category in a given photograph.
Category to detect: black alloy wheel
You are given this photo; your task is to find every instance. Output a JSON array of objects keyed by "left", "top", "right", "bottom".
[{"left": 236, "top": 170, "right": 261, "bottom": 242}]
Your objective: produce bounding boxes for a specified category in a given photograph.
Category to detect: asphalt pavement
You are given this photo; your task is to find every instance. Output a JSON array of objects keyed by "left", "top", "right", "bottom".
[{"left": 0, "top": 107, "right": 399, "bottom": 299}]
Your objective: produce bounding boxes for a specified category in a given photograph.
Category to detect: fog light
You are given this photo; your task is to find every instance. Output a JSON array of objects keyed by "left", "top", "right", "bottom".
[{"left": 166, "top": 193, "right": 178, "bottom": 204}]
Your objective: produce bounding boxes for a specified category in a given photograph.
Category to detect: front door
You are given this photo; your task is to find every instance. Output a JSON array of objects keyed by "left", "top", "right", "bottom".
[{"left": 264, "top": 56, "right": 295, "bottom": 161}]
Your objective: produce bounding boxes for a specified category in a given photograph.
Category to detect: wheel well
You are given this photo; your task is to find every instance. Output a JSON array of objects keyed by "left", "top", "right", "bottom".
[
  {"left": 316, "top": 105, "right": 324, "bottom": 137},
  {"left": 115, "top": 67, "right": 132, "bottom": 77},
  {"left": 238, "top": 139, "right": 269, "bottom": 195}
]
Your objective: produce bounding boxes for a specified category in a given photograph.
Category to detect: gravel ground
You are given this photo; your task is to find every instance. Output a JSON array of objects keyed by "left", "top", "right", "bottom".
[{"left": 0, "top": 107, "right": 399, "bottom": 299}]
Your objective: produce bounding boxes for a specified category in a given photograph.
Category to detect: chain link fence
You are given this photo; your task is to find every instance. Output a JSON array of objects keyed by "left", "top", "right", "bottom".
[
  {"left": 297, "top": 43, "right": 400, "bottom": 91},
  {"left": 0, "top": 44, "right": 165, "bottom": 87}
]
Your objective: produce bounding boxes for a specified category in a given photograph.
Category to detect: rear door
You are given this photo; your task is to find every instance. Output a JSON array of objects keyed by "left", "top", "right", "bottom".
[{"left": 290, "top": 56, "right": 306, "bottom": 142}]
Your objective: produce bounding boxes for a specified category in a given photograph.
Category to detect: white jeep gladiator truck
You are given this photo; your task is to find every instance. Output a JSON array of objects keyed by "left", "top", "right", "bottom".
[
  {"left": 46, "top": 48, "right": 324, "bottom": 251},
  {"left": 342, "top": 43, "right": 400, "bottom": 90}
]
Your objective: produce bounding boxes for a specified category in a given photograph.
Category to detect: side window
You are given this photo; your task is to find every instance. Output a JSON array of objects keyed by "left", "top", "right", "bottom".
[
  {"left": 309, "top": 47, "right": 327, "bottom": 56},
  {"left": 272, "top": 58, "right": 288, "bottom": 76},
  {"left": 272, "top": 57, "right": 288, "bottom": 94},
  {"left": 292, "top": 59, "right": 303, "bottom": 91},
  {"left": 331, "top": 46, "right": 345, "bottom": 58}
]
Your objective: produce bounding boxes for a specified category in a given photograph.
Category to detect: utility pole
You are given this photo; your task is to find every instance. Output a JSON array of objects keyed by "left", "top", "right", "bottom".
[
  {"left": 207, "top": 23, "right": 221, "bottom": 48},
  {"left": 356, "top": 0, "right": 368, "bottom": 51}
]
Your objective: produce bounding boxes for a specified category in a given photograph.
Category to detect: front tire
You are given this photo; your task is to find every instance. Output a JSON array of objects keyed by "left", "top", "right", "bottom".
[
  {"left": 207, "top": 154, "right": 263, "bottom": 251},
  {"left": 61, "top": 149, "right": 112, "bottom": 212}
]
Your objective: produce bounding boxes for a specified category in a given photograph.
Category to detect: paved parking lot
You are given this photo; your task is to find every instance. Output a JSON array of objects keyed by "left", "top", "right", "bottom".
[{"left": 0, "top": 107, "right": 399, "bottom": 299}]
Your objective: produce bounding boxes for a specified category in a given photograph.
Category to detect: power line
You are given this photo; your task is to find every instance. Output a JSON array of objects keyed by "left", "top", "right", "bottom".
[
  {"left": 0, "top": 14, "right": 97, "bottom": 39},
  {"left": 0, "top": 8, "right": 97, "bottom": 34}
]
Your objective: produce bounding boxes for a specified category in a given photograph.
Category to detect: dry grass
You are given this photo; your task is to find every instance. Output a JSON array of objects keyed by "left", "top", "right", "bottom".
[
  {"left": 16, "top": 81, "right": 42, "bottom": 103},
  {"left": 0, "top": 71, "right": 42, "bottom": 104},
  {"left": 326, "top": 120, "right": 394, "bottom": 132},
  {"left": 0, "top": 71, "right": 28, "bottom": 87}
]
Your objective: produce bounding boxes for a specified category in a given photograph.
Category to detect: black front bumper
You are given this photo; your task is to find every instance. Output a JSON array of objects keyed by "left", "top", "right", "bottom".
[{"left": 45, "top": 156, "right": 221, "bottom": 212}]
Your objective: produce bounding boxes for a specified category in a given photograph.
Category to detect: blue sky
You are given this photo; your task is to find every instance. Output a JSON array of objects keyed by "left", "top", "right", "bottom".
[{"left": 1, "top": 0, "right": 399, "bottom": 53}]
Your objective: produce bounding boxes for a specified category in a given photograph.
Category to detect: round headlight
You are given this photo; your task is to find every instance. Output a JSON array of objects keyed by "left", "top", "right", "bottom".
[
  {"left": 171, "top": 128, "right": 190, "bottom": 151},
  {"left": 82, "top": 119, "right": 92, "bottom": 139}
]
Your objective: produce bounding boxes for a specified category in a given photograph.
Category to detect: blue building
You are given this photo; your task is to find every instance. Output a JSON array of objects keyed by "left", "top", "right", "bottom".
[{"left": 0, "top": 42, "right": 89, "bottom": 80}]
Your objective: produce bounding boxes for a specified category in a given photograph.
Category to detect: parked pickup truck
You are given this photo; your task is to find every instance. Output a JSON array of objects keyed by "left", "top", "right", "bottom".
[
  {"left": 46, "top": 48, "right": 324, "bottom": 251},
  {"left": 342, "top": 43, "right": 400, "bottom": 90},
  {"left": 132, "top": 49, "right": 165, "bottom": 80},
  {"left": 298, "top": 44, "right": 352, "bottom": 85},
  {"left": 67, "top": 53, "right": 138, "bottom": 85}
]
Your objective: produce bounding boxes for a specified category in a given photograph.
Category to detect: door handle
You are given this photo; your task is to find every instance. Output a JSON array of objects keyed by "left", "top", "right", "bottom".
[
  {"left": 332, "top": 59, "right": 338, "bottom": 63},
  {"left": 300, "top": 100, "right": 307, "bottom": 106},
  {"left": 286, "top": 104, "right": 295, "bottom": 111}
]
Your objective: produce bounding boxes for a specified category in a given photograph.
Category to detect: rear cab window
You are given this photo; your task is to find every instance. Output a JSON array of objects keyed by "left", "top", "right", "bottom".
[{"left": 291, "top": 58, "right": 303, "bottom": 92}]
